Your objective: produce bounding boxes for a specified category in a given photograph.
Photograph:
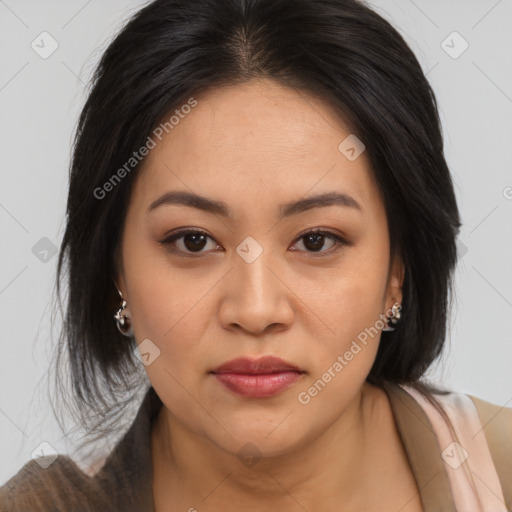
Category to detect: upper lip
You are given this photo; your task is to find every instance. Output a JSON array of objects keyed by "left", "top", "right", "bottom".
[{"left": 211, "top": 356, "right": 303, "bottom": 374}]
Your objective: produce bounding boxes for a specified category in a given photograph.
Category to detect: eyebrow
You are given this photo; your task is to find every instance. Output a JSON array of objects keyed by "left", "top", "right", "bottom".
[{"left": 146, "top": 190, "right": 362, "bottom": 218}]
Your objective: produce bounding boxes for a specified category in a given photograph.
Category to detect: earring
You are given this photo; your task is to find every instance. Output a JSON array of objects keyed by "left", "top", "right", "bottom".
[
  {"left": 113, "top": 287, "right": 134, "bottom": 337},
  {"left": 383, "top": 302, "right": 401, "bottom": 332}
]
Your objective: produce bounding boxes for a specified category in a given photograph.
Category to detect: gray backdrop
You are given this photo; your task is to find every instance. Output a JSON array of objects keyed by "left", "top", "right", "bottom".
[{"left": 1, "top": 0, "right": 511, "bottom": 485}]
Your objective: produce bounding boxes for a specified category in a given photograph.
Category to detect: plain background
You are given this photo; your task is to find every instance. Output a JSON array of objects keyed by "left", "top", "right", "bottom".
[{"left": 1, "top": 0, "right": 511, "bottom": 486}]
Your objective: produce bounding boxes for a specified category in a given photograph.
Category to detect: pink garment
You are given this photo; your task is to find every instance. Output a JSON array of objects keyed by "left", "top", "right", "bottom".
[{"left": 403, "top": 385, "right": 508, "bottom": 511}]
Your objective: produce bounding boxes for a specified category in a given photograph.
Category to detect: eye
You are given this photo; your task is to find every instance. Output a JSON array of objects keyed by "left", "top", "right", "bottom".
[
  {"left": 159, "top": 228, "right": 347, "bottom": 256},
  {"left": 291, "top": 228, "right": 346, "bottom": 254},
  {"left": 160, "top": 229, "right": 220, "bottom": 256}
]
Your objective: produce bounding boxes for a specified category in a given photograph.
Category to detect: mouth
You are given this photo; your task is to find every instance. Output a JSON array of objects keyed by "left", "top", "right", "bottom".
[{"left": 210, "top": 356, "right": 305, "bottom": 398}]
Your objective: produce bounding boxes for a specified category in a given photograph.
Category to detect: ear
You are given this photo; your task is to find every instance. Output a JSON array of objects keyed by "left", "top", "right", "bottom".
[
  {"left": 386, "top": 253, "right": 405, "bottom": 310},
  {"left": 113, "top": 274, "right": 128, "bottom": 301},
  {"left": 113, "top": 273, "right": 132, "bottom": 321},
  {"left": 112, "top": 242, "right": 127, "bottom": 297}
]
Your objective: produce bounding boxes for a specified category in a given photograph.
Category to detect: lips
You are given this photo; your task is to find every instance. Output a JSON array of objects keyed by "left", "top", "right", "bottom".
[
  {"left": 210, "top": 356, "right": 304, "bottom": 398},
  {"left": 212, "top": 356, "right": 302, "bottom": 374}
]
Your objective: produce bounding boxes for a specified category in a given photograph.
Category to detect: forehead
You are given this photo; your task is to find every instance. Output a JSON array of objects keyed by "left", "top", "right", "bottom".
[{"left": 132, "top": 79, "right": 381, "bottom": 217}]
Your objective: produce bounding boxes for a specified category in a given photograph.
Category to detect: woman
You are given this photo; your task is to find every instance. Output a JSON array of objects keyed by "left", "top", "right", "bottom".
[{"left": 1, "top": 0, "right": 510, "bottom": 510}]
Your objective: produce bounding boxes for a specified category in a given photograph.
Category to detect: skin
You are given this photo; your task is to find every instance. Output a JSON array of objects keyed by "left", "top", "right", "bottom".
[{"left": 116, "top": 78, "right": 422, "bottom": 511}]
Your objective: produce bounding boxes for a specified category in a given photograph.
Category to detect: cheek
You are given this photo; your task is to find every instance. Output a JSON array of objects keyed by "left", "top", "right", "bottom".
[
  {"left": 307, "top": 245, "right": 389, "bottom": 361},
  {"left": 122, "top": 257, "right": 212, "bottom": 385},
  {"left": 128, "top": 272, "right": 211, "bottom": 412},
  {"left": 130, "top": 275, "right": 209, "bottom": 354},
  {"left": 295, "top": 274, "right": 386, "bottom": 414},
  {"left": 122, "top": 226, "right": 204, "bottom": 338}
]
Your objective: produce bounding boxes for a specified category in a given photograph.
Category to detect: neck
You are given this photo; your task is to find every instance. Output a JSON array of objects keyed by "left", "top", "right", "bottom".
[{"left": 151, "top": 382, "right": 388, "bottom": 510}]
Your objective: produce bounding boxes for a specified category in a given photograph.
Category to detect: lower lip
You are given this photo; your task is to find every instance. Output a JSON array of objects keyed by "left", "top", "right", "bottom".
[{"left": 212, "top": 371, "right": 303, "bottom": 398}]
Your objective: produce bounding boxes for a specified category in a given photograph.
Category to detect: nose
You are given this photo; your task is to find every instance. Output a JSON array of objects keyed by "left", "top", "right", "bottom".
[{"left": 218, "top": 250, "right": 294, "bottom": 336}]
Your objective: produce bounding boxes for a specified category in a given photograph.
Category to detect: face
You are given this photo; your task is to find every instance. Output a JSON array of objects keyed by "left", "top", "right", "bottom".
[{"left": 116, "top": 78, "right": 403, "bottom": 458}]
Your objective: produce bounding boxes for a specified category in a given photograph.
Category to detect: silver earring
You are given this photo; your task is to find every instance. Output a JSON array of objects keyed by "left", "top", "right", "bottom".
[
  {"left": 383, "top": 302, "right": 401, "bottom": 332},
  {"left": 114, "top": 287, "right": 134, "bottom": 337}
]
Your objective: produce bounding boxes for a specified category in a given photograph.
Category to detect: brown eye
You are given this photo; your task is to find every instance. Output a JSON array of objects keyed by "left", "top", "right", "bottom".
[
  {"left": 181, "top": 232, "right": 208, "bottom": 252},
  {"left": 302, "top": 232, "right": 332, "bottom": 252},
  {"left": 160, "top": 229, "right": 219, "bottom": 255},
  {"left": 160, "top": 228, "right": 347, "bottom": 257},
  {"left": 292, "top": 230, "right": 346, "bottom": 254}
]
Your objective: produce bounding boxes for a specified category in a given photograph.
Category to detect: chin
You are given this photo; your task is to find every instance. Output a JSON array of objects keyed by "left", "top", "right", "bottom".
[{"left": 207, "top": 416, "right": 310, "bottom": 460}]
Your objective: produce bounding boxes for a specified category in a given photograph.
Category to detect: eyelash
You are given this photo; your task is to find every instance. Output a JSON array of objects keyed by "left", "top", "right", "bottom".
[{"left": 159, "top": 228, "right": 348, "bottom": 257}]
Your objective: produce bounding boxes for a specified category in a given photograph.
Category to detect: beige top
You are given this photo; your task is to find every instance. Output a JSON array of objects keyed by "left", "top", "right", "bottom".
[
  {"left": 1, "top": 382, "right": 511, "bottom": 511},
  {"left": 385, "top": 383, "right": 512, "bottom": 511}
]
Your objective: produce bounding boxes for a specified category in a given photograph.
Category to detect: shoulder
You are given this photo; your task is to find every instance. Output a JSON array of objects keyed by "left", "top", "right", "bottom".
[
  {"left": 0, "top": 455, "right": 107, "bottom": 512},
  {"left": 399, "top": 384, "right": 512, "bottom": 508},
  {"left": 1, "top": 387, "right": 161, "bottom": 512},
  {"left": 445, "top": 391, "right": 512, "bottom": 509},
  {"left": 467, "top": 394, "right": 512, "bottom": 464},
  {"left": 468, "top": 393, "right": 512, "bottom": 431},
  {"left": 469, "top": 394, "right": 512, "bottom": 508},
  {"left": 461, "top": 392, "right": 512, "bottom": 457},
  {"left": 424, "top": 388, "right": 512, "bottom": 452}
]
